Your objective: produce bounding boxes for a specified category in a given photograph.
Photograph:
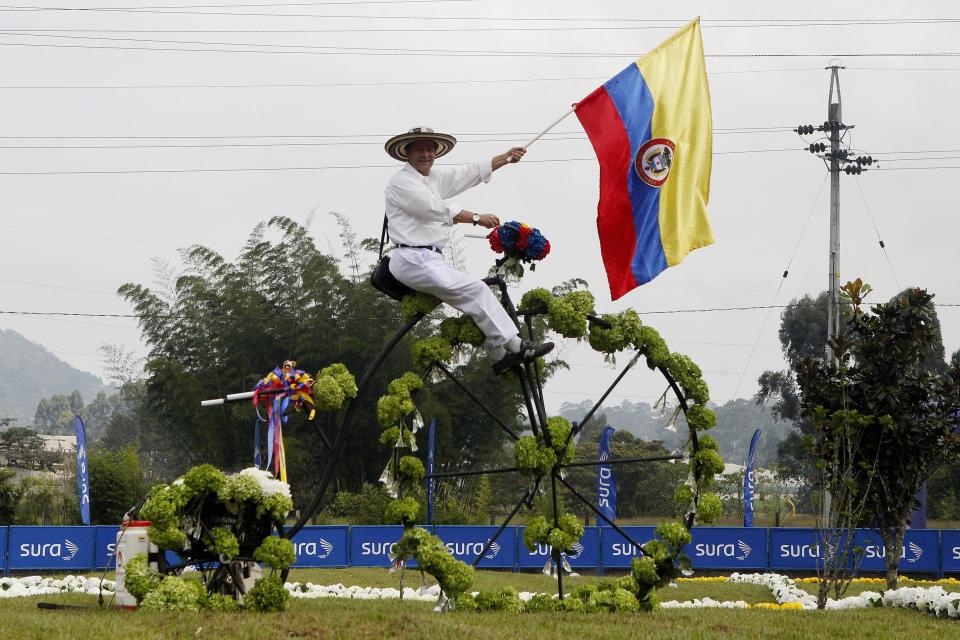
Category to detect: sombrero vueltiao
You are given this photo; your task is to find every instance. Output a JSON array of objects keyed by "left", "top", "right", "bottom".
[{"left": 385, "top": 127, "right": 457, "bottom": 161}]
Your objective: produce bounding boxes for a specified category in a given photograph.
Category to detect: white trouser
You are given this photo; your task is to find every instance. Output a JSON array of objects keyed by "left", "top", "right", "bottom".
[{"left": 389, "top": 247, "right": 520, "bottom": 360}]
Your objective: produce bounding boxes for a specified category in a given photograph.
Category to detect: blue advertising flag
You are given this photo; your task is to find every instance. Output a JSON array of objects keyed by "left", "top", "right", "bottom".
[
  {"left": 596, "top": 426, "right": 617, "bottom": 525},
  {"left": 74, "top": 415, "right": 91, "bottom": 525},
  {"left": 743, "top": 429, "right": 762, "bottom": 527},
  {"left": 426, "top": 418, "right": 436, "bottom": 525}
]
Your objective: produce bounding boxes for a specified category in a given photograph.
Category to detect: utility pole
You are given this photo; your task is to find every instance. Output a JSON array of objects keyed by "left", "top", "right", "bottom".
[
  {"left": 795, "top": 65, "right": 876, "bottom": 529},
  {"left": 826, "top": 65, "right": 842, "bottom": 368}
]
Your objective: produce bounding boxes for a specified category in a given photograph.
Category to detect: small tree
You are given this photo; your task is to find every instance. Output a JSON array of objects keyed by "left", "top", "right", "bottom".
[
  {"left": 88, "top": 443, "right": 148, "bottom": 524},
  {"left": 796, "top": 280, "right": 960, "bottom": 592},
  {"left": 0, "top": 468, "right": 23, "bottom": 524}
]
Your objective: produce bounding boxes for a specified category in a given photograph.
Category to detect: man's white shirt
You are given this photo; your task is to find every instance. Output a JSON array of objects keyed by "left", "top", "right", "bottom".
[{"left": 384, "top": 160, "right": 493, "bottom": 248}]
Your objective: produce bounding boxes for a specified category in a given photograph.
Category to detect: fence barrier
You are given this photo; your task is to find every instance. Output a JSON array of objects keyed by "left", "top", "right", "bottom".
[{"left": 2, "top": 525, "right": 959, "bottom": 576}]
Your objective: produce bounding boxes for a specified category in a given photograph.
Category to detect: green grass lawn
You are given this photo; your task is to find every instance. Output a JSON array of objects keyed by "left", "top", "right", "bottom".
[{"left": 2, "top": 569, "right": 958, "bottom": 640}]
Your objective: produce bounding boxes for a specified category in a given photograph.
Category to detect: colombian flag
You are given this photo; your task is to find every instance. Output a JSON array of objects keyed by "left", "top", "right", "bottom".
[{"left": 576, "top": 18, "right": 713, "bottom": 300}]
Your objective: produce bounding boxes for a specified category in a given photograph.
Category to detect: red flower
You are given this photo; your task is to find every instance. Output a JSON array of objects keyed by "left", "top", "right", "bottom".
[{"left": 487, "top": 228, "right": 504, "bottom": 253}]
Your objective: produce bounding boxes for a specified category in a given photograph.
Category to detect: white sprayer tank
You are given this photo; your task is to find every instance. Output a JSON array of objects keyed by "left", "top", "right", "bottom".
[{"left": 113, "top": 520, "right": 154, "bottom": 608}]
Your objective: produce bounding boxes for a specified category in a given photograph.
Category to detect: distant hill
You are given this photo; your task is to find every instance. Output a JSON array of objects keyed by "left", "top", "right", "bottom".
[{"left": 0, "top": 329, "right": 107, "bottom": 425}]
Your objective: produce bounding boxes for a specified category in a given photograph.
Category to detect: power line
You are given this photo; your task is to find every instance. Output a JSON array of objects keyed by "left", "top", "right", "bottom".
[
  {"left": 0, "top": 0, "right": 481, "bottom": 10},
  {"left": 4, "top": 19, "right": 959, "bottom": 32},
  {"left": 0, "top": 127, "right": 793, "bottom": 139},
  {"left": 2, "top": 37, "right": 960, "bottom": 58},
  {"left": 0, "top": 141, "right": 801, "bottom": 150},
  {"left": 852, "top": 175, "right": 900, "bottom": 291},
  {"left": 0, "top": 8, "right": 956, "bottom": 25},
  {"left": 0, "top": 72, "right": 824, "bottom": 90},
  {"left": 0, "top": 151, "right": 801, "bottom": 174}
]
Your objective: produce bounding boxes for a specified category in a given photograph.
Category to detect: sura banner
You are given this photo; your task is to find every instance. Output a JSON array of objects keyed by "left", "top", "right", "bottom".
[
  {"left": 769, "top": 528, "right": 830, "bottom": 570},
  {"left": 288, "top": 526, "right": 349, "bottom": 568},
  {"left": 688, "top": 527, "right": 768, "bottom": 570},
  {"left": 517, "top": 526, "right": 600, "bottom": 569},
  {"left": 434, "top": 526, "right": 516, "bottom": 569},
  {"left": 95, "top": 525, "right": 120, "bottom": 570},
  {"left": 350, "top": 525, "right": 420, "bottom": 567},
  {"left": 8, "top": 526, "right": 95, "bottom": 571},
  {"left": 854, "top": 529, "right": 939, "bottom": 573},
  {"left": 599, "top": 526, "right": 656, "bottom": 568},
  {"left": 943, "top": 530, "right": 960, "bottom": 573}
]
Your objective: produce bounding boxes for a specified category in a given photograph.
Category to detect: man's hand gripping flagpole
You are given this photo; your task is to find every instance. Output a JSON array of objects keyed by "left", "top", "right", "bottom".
[{"left": 462, "top": 106, "right": 575, "bottom": 239}]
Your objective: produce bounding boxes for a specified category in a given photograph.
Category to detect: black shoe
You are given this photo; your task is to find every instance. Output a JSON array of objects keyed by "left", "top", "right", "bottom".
[{"left": 492, "top": 340, "right": 555, "bottom": 375}]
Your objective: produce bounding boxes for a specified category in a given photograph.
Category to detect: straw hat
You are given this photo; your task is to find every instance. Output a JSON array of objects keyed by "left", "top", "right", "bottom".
[{"left": 385, "top": 127, "right": 457, "bottom": 161}]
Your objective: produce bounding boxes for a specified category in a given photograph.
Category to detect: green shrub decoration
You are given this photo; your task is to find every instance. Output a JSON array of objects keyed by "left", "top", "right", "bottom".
[
  {"left": 674, "top": 485, "right": 695, "bottom": 510},
  {"left": 124, "top": 554, "right": 162, "bottom": 603},
  {"left": 696, "top": 491, "right": 723, "bottom": 524},
  {"left": 317, "top": 363, "right": 357, "bottom": 403},
  {"left": 439, "top": 316, "right": 485, "bottom": 347},
  {"left": 217, "top": 473, "right": 262, "bottom": 504},
  {"left": 400, "top": 291, "right": 441, "bottom": 320},
  {"left": 256, "top": 492, "right": 293, "bottom": 522},
  {"left": 522, "top": 516, "right": 551, "bottom": 551},
  {"left": 377, "top": 372, "right": 423, "bottom": 428},
  {"left": 205, "top": 593, "right": 240, "bottom": 612},
  {"left": 398, "top": 455, "right": 425, "bottom": 485},
  {"left": 412, "top": 336, "right": 453, "bottom": 370},
  {"left": 182, "top": 464, "right": 225, "bottom": 496},
  {"left": 245, "top": 575, "right": 290, "bottom": 613},
  {"left": 522, "top": 513, "right": 583, "bottom": 554},
  {"left": 253, "top": 536, "right": 296, "bottom": 571},
  {"left": 311, "top": 375, "right": 345, "bottom": 411},
  {"left": 139, "top": 575, "right": 207, "bottom": 612},
  {"left": 514, "top": 436, "right": 556, "bottom": 477},
  {"left": 519, "top": 288, "right": 552, "bottom": 313},
  {"left": 694, "top": 448, "right": 725, "bottom": 478},
  {"left": 685, "top": 404, "right": 717, "bottom": 431},
  {"left": 384, "top": 496, "right": 420, "bottom": 526},
  {"left": 545, "top": 416, "right": 575, "bottom": 464},
  {"left": 206, "top": 527, "right": 239, "bottom": 560}
]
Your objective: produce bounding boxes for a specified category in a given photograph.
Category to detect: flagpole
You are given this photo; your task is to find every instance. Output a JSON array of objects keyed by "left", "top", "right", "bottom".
[{"left": 508, "top": 106, "right": 576, "bottom": 162}]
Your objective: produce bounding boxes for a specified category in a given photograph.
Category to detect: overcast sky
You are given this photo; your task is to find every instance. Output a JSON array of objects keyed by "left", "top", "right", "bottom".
[{"left": 1, "top": 1, "right": 958, "bottom": 415}]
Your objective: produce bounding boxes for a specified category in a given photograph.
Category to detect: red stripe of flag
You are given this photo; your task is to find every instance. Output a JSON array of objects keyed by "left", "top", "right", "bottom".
[{"left": 576, "top": 86, "right": 639, "bottom": 300}]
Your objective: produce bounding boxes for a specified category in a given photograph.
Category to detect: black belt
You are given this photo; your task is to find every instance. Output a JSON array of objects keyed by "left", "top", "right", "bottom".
[{"left": 396, "top": 244, "right": 442, "bottom": 254}]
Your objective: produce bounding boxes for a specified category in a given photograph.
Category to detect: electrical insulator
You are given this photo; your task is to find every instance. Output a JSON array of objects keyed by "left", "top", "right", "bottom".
[
  {"left": 864, "top": 156, "right": 873, "bottom": 165},
  {"left": 797, "top": 124, "right": 815, "bottom": 135},
  {"left": 808, "top": 142, "right": 826, "bottom": 153},
  {"left": 844, "top": 165, "right": 863, "bottom": 175}
]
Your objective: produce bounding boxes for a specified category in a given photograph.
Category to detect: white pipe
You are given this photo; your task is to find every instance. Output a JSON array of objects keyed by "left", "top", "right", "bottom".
[{"left": 200, "top": 390, "right": 256, "bottom": 407}]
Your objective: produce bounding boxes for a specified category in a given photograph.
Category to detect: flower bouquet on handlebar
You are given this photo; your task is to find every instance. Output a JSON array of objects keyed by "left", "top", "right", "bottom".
[{"left": 487, "top": 221, "right": 550, "bottom": 279}]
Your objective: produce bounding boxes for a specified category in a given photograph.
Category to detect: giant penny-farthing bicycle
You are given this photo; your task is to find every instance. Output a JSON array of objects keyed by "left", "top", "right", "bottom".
[{"left": 281, "top": 261, "right": 723, "bottom": 601}]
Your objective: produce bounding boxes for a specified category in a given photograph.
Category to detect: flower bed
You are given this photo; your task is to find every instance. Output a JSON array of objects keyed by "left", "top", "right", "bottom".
[{"left": 4, "top": 572, "right": 959, "bottom": 619}]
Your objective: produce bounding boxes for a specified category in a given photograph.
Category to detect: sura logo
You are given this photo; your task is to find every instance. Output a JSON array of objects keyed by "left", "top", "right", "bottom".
[
  {"left": 20, "top": 539, "right": 79, "bottom": 561},
  {"left": 295, "top": 538, "right": 334, "bottom": 560},
  {"left": 531, "top": 541, "right": 584, "bottom": 560},
  {"left": 360, "top": 541, "right": 397, "bottom": 556},
  {"left": 444, "top": 540, "right": 500, "bottom": 560},
  {"left": 694, "top": 540, "right": 751, "bottom": 561},
  {"left": 864, "top": 541, "right": 923, "bottom": 563}
]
